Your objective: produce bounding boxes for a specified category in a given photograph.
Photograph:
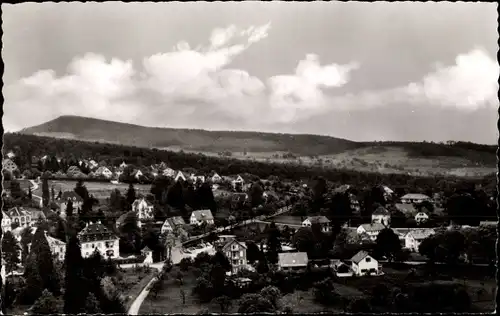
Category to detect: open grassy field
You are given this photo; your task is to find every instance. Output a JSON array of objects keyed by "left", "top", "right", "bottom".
[
  {"left": 30, "top": 180, "right": 151, "bottom": 198},
  {"left": 169, "top": 146, "right": 496, "bottom": 178}
]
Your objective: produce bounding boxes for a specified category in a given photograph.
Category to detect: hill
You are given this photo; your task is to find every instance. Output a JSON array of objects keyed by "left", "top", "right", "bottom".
[{"left": 18, "top": 115, "right": 497, "bottom": 177}]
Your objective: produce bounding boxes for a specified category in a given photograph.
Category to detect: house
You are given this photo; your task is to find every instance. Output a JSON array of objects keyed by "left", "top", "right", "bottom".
[
  {"left": 401, "top": 193, "right": 431, "bottom": 204},
  {"left": 141, "top": 246, "right": 154, "bottom": 264},
  {"left": 25, "top": 209, "right": 46, "bottom": 225},
  {"left": 404, "top": 229, "right": 435, "bottom": 252},
  {"left": 414, "top": 212, "right": 429, "bottom": 224},
  {"left": 59, "top": 191, "right": 84, "bottom": 218},
  {"left": 222, "top": 239, "right": 248, "bottom": 274},
  {"left": 211, "top": 172, "right": 222, "bottom": 183},
  {"left": 2, "top": 158, "right": 19, "bottom": 174},
  {"left": 133, "top": 169, "right": 144, "bottom": 180},
  {"left": 231, "top": 175, "right": 245, "bottom": 190},
  {"left": 175, "top": 171, "right": 187, "bottom": 182},
  {"left": 351, "top": 250, "right": 381, "bottom": 276},
  {"left": 382, "top": 186, "right": 394, "bottom": 198},
  {"left": 330, "top": 259, "right": 353, "bottom": 277},
  {"left": 46, "top": 234, "right": 66, "bottom": 261},
  {"left": 119, "top": 161, "right": 127, "bottom": 169},
  {"left": 77, "top": 221, "right": 120, "bottom": 259},
  {"left": 278, "top": 252, "right": 309, "bottom": 271},
  {"left": 162, "top": 168, "right": 176, "bottom": 178},
  {"left": 190, "top": 209, "right": 214, "bottom": 226},
  {"left": 6, "top": 151, "right": 16, "bottom": 159},
  {"left": 371, "top": 206, "right": 391, "bottom": 226},
  {"left": 131, "top": 198, "right": 155, "bottom": 227},
  {"left": 5, "top": 207, "right": 32, "bottom": 228},
  {"left": 479, "top": 221, "right": 497, "bottom": 227},
  {"left": 190, "top": 174, "right": 206, "bottom": 184},
  {"left": 356, "top": 223, "right": 385, "bottom": 241},
  {"left": 161, "top": 216, "right": 186, "bottom": 234},
  {"left": 2, "top": 211, "right": 12, "bottom": 232},
  {"left": 88, "top": 160, "right": 99, "bottom": 170},
  {"left": 95, "top": 166, "right": 113, "bottom": 179},
  {"left": 302, "top": 216, "right": 331, "bottom": 232}
]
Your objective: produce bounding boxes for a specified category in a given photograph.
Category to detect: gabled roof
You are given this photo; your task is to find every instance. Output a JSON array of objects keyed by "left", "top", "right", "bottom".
[
  {"left": 305, "top": 216, "right": 331, "bottom": 224},
  {"left": 46, "top": 235, "right": 66, "bottom": 247},
  {"left": 278, "top": 252, "right": 309, "bottom": 267},
  {"left": 141, "top": 246, "right": 153, "bottom": 253},
  {"left": 351, "top": 250, "right": 372, "bottom": 264},
  {"left": 95, "top": 166, "right": 111, "bottom": 173},
  {"left": 401, "top": 193, "right": 430, "bottom": 200},
  {"left": 334, "top": 184, "right": 351, "bottom": 194},
  {"left": 61, "top": 191, "right": 84, "bottom": 202},
  {"left": 372, "top": 206, "right": 390, "bottom": 216},
  {"left": 166, "top": 216, "right": 186, "bottom": 227},
  {"left": 78, "top": 221, "right": 118, "bottom": 242},
  {"left": 407, "top": 229, "right": 435, "bottom": 240},
  {"left": 359, "top": 223, "right": 385, "bottom": 232},
  {"left": 6, "top": 207, "right": 30, "bottom": 218},
  {"left": 2, "top": 211, "right": 11, "bottom": 220},
  {"left": 222, "top": 238, "right": 247, "bottom": 251},
  {"left": 191, "top": 209, "right": 214, "bottom": 221}
]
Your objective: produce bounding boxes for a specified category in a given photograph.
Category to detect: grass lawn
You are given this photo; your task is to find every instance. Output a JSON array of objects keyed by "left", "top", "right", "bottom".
[
  {"left": 278, "top": 289, "right": 344, "bottom": 313},
  {"left": 32, "top": 180, "right": 150, "bottom": 196},
  {"left": 269, "top": 215, "right": 303, "bottom": 226},
  {"left": 116, "top": 266, "right": 157, "bottom": 311}
]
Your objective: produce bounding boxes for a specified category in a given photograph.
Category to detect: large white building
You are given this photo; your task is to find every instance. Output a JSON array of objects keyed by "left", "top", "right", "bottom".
[
  {"left": 404, "top": 229, "right": 435, "bottom": 252},
  {"left": 371, "top": 206, "right": 391, "bottom": 227},
  {"left": 190, "top": 209, "right": 215, "bottom": 226},
  {"left": 351, "top": 251, "right": 381, "bottom": 276},
  {"left": 77, "top": 221, "right": 120, "bottom": 259},
  {"left": 132, "top": 197, "right": 155, "bottom": 228}
]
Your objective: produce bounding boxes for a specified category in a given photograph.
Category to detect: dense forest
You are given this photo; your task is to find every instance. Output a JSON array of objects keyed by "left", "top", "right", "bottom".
[{"left": 3, "top": 133, "right": 497, "bottom": 195}]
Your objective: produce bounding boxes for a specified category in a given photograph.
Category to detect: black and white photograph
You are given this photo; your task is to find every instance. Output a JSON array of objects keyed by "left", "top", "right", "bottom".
[{"left": 1, "top": 1, "right": 498, "bottom": 314}]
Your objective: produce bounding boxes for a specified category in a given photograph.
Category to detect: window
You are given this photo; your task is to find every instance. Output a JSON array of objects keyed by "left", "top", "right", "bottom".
[
  {"left": 239, "top": 260, "right": 243, "bottom": 265},
  {"left": 92, "top": 243, "right": 95, "bottom": 248},
  {"left": 365, "top": 257, "right": 371, "bottom": 263},
  {"left": 240, "top": 250, "right": 244, "bottom": 257},
  {"left": 85, "top": 252, "right": 89, "bottom": 256}
]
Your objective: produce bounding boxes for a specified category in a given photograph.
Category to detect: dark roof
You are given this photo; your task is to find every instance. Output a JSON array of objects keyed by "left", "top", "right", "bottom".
[
  {"left": 78, "top": 222, "right": 118, "bottom": 242},
  {"left": 61, "top": 191, "right": 83, "bottom": 202},
  {"left": 167, "top": 216, "right": 186, "bottom": 227},
  {"left": 278, "top": 252, "right": 308, "bottom": 267},
  {"left": 372, "top": 206, "right": 390, "bottom": 215},
  {"left": 351, "top": 250, "right": 371, "bottom": 264}
]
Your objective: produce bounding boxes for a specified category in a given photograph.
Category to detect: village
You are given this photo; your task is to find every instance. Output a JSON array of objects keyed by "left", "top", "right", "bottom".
[{"left": 1, "top": 150, "right": 497, "bottom": 314}]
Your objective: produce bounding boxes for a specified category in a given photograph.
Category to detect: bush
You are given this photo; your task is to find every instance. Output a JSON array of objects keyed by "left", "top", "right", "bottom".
[{"left": 31, "top": 289, "right": 60, "bottom": 314}]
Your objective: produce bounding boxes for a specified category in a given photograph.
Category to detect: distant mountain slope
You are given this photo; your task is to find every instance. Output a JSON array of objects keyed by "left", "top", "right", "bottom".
[
  {"left": 20, "top": 115, "right": 496, "bottom": 172},
  {"left": 20, "top": 115, "right": 363, "bottom": 155}
]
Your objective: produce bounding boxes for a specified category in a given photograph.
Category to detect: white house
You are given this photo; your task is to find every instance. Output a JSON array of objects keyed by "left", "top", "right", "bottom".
[
  {"left": 6, "top": 151, "right": 16, "bottom": 159},
  {"left": 131, "top": 198, "right": 155, "bottom": 228},
  {"left": 95, "top": 166, "right": 113, "bottom": 179},
  {"left": 302, "top": 216, "right": 331, "bottom": 232},
  {"left": 2, "top": 158, "right": 19, "bottom": 174},
  {"left": 141, "top": 246, "right": 154, "bottom": 264},
  {"left": 404, "top": 229, "right": 435, "bottom": 252},
  {"left": 134, "top": 169, "right": 144, "bottom": 180},
  {"left": 351, "top": 251, "right": 381, "bottom": 276},
  {"left": 46, "top": 234, "right": 66, "bottom": 261},
  {"left": 222, "top": 239, "right": 248, "bottom": 274},
  {"left": 190, "top": 209, "right": 214, "bottom": 226},
  {"left": 231, "top": 175, "right": 245, "bottom": 190},
  {"left": 401, "top": 193, "right": 431, "bottom": 204},
  {"left": 5, "top": 207, "right": 32, "bottom": 229},
  {"left": 78, "top": 221, "right": 120, "bottom": 259},
  {"left": 119, "top": 161, "right": 127, "bottom": 169},
  {"left": 175, "top": 171, "right": 187, "bottom": 182},
  {"left": 211, "top": 173, "right": 222, "bottom": 183},
  {"left": 357, "top": 223, "right": 385, "bottom": 241},
  {"left": 161, "top": 216, "right": 186, "bottom": 234},
  {"left": 162, "top": 168, "right": 176, "bottom": 178},
  {"left": 88, "top": 160, "right": 99, "bottom": 170},
  {"left": 414, "top": 212, "right": 429, "bottom": 224},
  {"left": 382, "top": 186, "right": 394, "bottom": 198},
  {"left": 58, "top": 191, "right": 84, "bottom": 218},
  {"left": 371, "top": 206, "right": 391, "bottom": 227},
  {"left": 2, "top": 211, "right": 12, "bottom": 232}
]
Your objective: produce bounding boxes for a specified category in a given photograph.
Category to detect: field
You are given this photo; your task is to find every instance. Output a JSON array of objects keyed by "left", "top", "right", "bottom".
[
  {"left": 165, "top": 146, "right": 496, "bottom": 178},
  {"left": 31, "top": 180, "right": 151, "bottom": 198}
]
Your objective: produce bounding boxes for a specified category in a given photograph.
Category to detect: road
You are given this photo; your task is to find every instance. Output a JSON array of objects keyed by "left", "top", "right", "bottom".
[
  {"left": 28, "top": 179, "right": 43, "bottom": 206},
  {"left": 128, "top": 205, "right": 293, "bottom": 315}
]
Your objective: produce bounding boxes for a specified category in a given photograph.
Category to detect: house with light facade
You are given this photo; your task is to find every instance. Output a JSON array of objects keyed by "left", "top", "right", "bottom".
[
  {"left": 414, "top": 212, "right": 429, "bottom": 224},
  {"left": 211, "top": 172, "right": 222, "bottom": 183},
  {"left": 356, "top": 223, "right": 385, "bottom": 241},
  {"left": 221, "top": 238, "right": 248, "bottom": 274},
  {"left": 190, "top": 209, "right": 215, "bottom": 226},
  {"left": 161, "top": 216, "right": 186, "bottom": 234},
  {"left": 2, "top": 158, "right": 19, "bottom": 174},
  {"left": 175, "top": 171, "right": 187, "bottom": 182},
  {"left": 132, "top": 197, "right": 155, "bottom": 228},
  {"left": 351, "top": 250, "right": 381, "bottom": 276},
  {"left": 2, "top": 211, "right": 12, "bottom": 232},
  {"left": 371, "top": 206, "right": 391, "bottom": 226},
  {"left": 95, "top": 166, "right": 113, "bottom": 179},
  {"left": 58, "top": 191, "right": 84, "bottom": 218},
  {"left": 302, "top": 216, "right": 331, "bottom": 232},
  {"left": 5, "top": 207, "right": 33, "bottom": 228},
  {"left": 278, "top": 252, "right": 309, "bottom": 272},
  {"left": 78, "top": 221, "right": 120, "bottom": 259},
  {"left": 404, "top": 229, "right": 435, "bottom": 252}
]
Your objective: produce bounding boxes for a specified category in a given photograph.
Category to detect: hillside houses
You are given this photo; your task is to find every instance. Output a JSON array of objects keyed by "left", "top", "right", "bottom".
[{"left": 78, "top": 221, "right": 120, "bottom": 259}]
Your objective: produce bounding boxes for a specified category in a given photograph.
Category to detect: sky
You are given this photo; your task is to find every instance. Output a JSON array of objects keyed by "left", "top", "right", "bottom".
[{"left": 2, "top": 2, "right": 499, "bottom": 144}]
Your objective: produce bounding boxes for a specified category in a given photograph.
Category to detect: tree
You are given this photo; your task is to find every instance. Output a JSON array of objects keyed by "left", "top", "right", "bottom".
[
  {"left": 20, "top": 227, "right": 33, "bottom": 265},
  {"left": 42, "top": 177, "right": 50, "bottom": 207},
  {"left": 126, "top": 183, "right": 137, "bottom": 206},
  {"left": 249, "top": 182, "right": 265, "bottom": 207},
  {"left": 74, "top": 180, "right": 89, "bottom": 201},
  {"left": 260, "top": 285, "right": 282, "bottom": 307},
  {"left": 375, "top": 228, "right": 402, "bottom": 262},
  {"left": 213, "top": 295, "right": 232, "bottom": 312},
  {"left": 292, "top": 228, "right": 315, "bottom": 254},
  {"left": 150, "top": 279, "right": 163, "bottom": 299},
  {"left": 246, "top": 241, "right": 262, "bottom": 264},
  {"left": 51, "top": 186, "right": 56, "bottom": 201},
  {"left": 65, "top": 199, "right": 74, "bottom": 217},
  {"left": 1, "top": 231, "right": 21, "bottom": 274},
  {"left": 313, "top": 278, "right": 338, "bottom": 305},
  {"left": 30, "top": 227, "right": 60, "bottom": 296},
  {"left": 10, "top": 180, "right": 24, "bottom": 200},
  {"left": 28, "top": 186, "right": 33, "bottom": 200},
  {"left": 31, "top": 289, "right": 60, "bottom": 314},
  {"left": 84, "top": 293, "right": 102, "bottom": 313},
  {"left": 180, "top": 289, "right": 186, "bottom": 305},
  {"left": 266, "top": 222, "right": 282, "bottom": 264},
  {"left": 63, "top": 236, "right": 86, "bottom": 314},
  {"left": 347, "top": 297, "right": 372, "bottom": 312},
  {"left": 238, "top": 293, "right": 275, "bottom": 313}
]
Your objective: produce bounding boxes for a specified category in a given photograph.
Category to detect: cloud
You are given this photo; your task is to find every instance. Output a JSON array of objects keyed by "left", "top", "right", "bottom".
[{"left": 267, "top": 54, "right": 359, "bottom": 122}]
